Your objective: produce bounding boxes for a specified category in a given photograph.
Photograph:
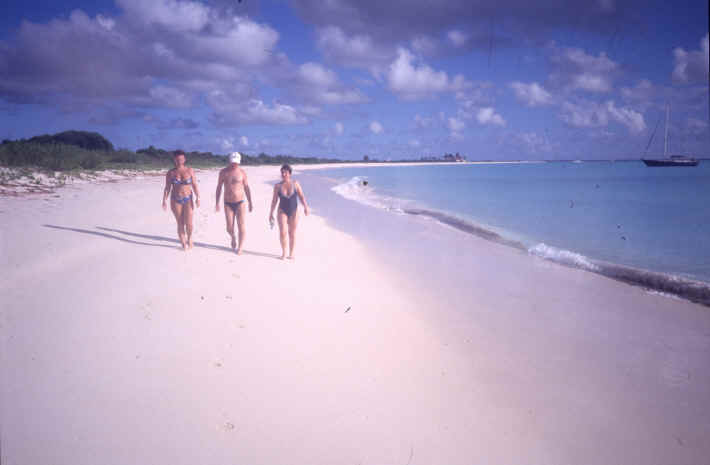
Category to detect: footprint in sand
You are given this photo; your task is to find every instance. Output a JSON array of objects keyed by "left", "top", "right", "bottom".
[{"left": 660, "top": 355, "right": 692, "bottom": 387}]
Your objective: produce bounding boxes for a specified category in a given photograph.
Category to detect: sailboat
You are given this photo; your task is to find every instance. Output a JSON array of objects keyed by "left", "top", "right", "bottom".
[{"left": 642, "top": 104, "right": 699, "bottom": 167}]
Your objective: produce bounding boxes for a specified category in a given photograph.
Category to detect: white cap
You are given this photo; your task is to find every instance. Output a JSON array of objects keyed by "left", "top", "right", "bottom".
[{"left": 229, "top": 151, "right": 242, "bottom": 164}]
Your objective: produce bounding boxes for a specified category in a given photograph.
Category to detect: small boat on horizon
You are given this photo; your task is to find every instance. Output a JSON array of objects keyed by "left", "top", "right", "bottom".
[
  {"left": 642, "top": 104, "right": 699, "bottom": 167},
  {"left": 642, "top": 155, "right": 699, "bottom": 167}
]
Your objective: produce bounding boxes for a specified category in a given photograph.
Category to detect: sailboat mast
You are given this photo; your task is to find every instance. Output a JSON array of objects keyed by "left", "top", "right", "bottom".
[{"left": 664, "top": 103, "right": 669, "bottom": 157}]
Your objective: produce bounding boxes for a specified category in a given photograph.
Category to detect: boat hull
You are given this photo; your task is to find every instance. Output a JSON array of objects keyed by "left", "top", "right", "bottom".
[{"left": 642, "top": 158, "right": 699, "bottom": 167}]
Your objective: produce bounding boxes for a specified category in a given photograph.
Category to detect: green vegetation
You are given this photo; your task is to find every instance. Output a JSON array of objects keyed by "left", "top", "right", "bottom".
[
  {"left": 1, "top": 130, "right": 344, "bottom": 172},
  {"left": 26, "top": 130, "right": 114, "bottom": 151}
]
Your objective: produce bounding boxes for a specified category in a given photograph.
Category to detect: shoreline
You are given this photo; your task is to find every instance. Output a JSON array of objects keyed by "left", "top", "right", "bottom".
[
  {"left": 2, "top": 166, "right": 710, "bottom": 464},
  {"left": 298, "top": 163, "right": 710, "bottom": 307}
]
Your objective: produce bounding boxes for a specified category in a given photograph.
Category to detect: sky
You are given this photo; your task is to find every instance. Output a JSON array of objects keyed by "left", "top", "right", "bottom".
[{"left": 0, "top": 0, "right": 708, "bottom": 160}]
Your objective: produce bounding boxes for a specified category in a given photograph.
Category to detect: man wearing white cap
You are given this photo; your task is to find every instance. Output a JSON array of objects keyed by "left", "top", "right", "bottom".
[{"left": 215, "top": 151, "right": 253, "bottom": 254}]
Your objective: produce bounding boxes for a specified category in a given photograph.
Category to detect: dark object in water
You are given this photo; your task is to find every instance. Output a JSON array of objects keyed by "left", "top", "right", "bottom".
[
  {"left": 362, "top": 180, "right": 368, "bottom": 186},
  {"left": 642, "top": 156, "right": 699, "bottom": 167},
  {"left": 621, "top": 236, "right": 627, "bottom": 240}
]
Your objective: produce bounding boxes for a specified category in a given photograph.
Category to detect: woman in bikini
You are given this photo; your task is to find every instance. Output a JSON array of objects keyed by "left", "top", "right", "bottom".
[
  {"left": 269, "top": 164, "right": 309, "bottom": 260},
  {"left": 162, "top": 150, "right": 200, "bottom": 250}
]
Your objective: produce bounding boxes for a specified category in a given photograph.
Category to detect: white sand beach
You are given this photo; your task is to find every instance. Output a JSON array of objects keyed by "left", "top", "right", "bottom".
[{"left": 2, "top": 165, "right": 710, "bottom": 465}]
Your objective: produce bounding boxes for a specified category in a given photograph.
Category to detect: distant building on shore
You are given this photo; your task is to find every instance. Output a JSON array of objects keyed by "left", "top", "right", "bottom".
[{"left": 421, "top": 152, "right": 467, "bottom": 162}]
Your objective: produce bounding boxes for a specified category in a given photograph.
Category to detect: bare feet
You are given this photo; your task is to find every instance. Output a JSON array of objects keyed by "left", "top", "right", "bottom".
[
  {"left": 188, "top": 239, "right": 194, "bottom": 249},
  {"left": 280, "top": 254, "right": 286, "bottom": 260},
  {"left": 230, "top": 236, "right": 236, "bottom": 250},
  {"left": 236, "top": 247, "right": 243, "bottom": 255},
  {"left": 287, "top": 255, "right": 294, "bottom": 260}
]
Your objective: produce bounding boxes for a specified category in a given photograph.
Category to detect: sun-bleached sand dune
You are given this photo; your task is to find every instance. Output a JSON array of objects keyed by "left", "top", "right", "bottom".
[{"left": 2, "top": 165, "right": 709, "bottom": 465}]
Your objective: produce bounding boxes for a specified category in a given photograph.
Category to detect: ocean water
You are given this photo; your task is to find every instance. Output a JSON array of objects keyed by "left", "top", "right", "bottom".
[{"left": 310, "top": 161, "right": 710, "bottom": 304}]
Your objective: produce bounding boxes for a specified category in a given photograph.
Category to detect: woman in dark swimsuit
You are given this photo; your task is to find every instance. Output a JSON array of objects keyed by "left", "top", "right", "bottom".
[
  {"left": 269, "top": 164, "right": 309, "bottom": 260},
  {"left": 162, "top": 150, "right": 201, "bottom": 250}
]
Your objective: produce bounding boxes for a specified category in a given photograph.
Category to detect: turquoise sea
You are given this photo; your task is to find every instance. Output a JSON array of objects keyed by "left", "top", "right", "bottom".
[{"left": 304, "top": 161, "right": 710, "bottom": 304}]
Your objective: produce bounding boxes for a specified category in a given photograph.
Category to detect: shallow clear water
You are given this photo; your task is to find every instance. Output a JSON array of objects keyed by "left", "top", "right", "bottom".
[{"left": 315, "top": 161, "right": 710, "bottom": 283}]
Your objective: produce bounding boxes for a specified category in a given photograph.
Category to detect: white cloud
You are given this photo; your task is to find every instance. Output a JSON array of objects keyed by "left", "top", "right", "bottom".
[
  {"left": 118, "top": 0, "right": 209, "bottom": 32},
  {"left": 548, "top": 45, "right": 619, "bottom": 93},
  {"left": 316, "top": 26, "right": 392, "bottom": 74},
  {"left": 295, "top": 62, "right": 368, "bottom": 104},
  {"left": 387, "top": 48, "right": 469, "bottom": 100},
  {"left": 515, "top": 132, "right": 552, "bottom": 154},
  {"left": 447, "top": 30, "right": 468, "bottom": 47},
  {"left": 560, "top": 99, "right": 645, "bottom": 133},
  {"left": 411, "top": 35, "right": 438, "bottom": 55},
  {"left": 335, "top": 122, "right": 344, "bottom": 135},
  {"left": 672, "top": 34, "right": 709, "bottom": 84},
  {"left": 448, "top": 117, "right": 465, "bottom": 132},
  {"left": 219, "top": 137, "right": 235, "bottom": 151},
  {"left": 687, "top": 117, "right": 709, "bottom": 134},
  {"left": 239, "top": 136, "right": 249, "bottom": 146},
  {"left": 605, "top": 101, "right": 646, "bottom": 133},
  {"left": 207, "top": 91, "right": 308, "bottom": 126},
  {"left": 187, "top": 17, "right": 279, "bottom": 67},
  {"left": 317, "top": 89, "right": 368, "bottom": 104},
  {"left": 149, "top": 85, "right": 192, "bottom": 108},
  {"left": 560, "top": 100, "right": 609, "bottom": 128},
  {"left": 510, "top": 81, "right": 553, "bottom": 106},
  {"left": 299, "top": 62, "right": 338, "bottom": 87},
  {"left": 96, "top": 14, "right": 115, "bottom": 31},
  {"left": 572, "top": 73, "right": 611, "bottom": 92},
  {"left": 620, "top": 79, "right": 655, "bottom": 101},
  {"left": 414, "top": 114, "right": 435, "bottom": 128},
  {"left": 369, "top": 121, "right": 383, "bottom": 134},
  {"left": 476, "top": 107, "right": 506, "bottom": 126}
]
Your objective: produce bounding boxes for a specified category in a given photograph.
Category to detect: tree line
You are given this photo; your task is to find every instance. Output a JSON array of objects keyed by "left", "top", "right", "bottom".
[{"left": 0, "top": 131, "right": 342, "bottom": 171}]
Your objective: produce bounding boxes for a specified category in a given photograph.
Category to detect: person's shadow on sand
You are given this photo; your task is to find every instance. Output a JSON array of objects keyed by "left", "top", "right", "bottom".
[{"left": 43, "top": 225, "right": 282, "bottom": 259}]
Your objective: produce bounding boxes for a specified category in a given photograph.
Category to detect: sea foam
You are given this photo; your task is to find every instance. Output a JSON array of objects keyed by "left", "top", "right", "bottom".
[{"left": 528, "top": 243, "right": 600, "bottom": 272}]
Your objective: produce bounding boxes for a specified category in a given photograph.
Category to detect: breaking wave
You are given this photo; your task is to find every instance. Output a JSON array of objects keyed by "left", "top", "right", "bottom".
[{"left": 331, "top": 176, "right": 710, "bottom": 306}]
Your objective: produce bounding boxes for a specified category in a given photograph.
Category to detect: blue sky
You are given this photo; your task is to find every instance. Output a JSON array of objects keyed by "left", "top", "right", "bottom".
[{"left": 0, "top": 0, "right": 708, "bottom": 160}]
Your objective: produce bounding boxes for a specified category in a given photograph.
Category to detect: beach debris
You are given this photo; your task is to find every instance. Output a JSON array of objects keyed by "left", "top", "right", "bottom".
[
  {"left": 224, "top": 422, "right": 235, "bottom": 431},
  {"left": 345, "top": 306, "right": 351, "bottom": 313},
  {"left": 226, "top": 295, "right": 232, "bottom": 300},
  {"left": 214, "top": 362, "right": 223, "bottom": 368},
  {"left": 201, "top": 296, "right": 205, "bottom": 300}
]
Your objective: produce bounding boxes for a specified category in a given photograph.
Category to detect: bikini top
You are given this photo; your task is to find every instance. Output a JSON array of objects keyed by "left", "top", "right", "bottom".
[{"left": 172, "top": 177, "right": 192, "bottom": 185}]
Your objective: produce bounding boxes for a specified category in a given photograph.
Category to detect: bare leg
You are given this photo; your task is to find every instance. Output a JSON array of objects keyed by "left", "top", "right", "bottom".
[
  {"left": 184, "top": 200, "right": 195, "bottom": 249},
  {"left": 287, "top": 211, "right": 299, "bottom": 260},
  {"left": 224, "top": 204, "right": 236, "bottom": 250},
  {"left": 235, "top": 201, "right": 247, "bottom": 255},
  {"left": 277, "top": 211, "right": 288, "bottom": 260},
  {"left": 170, "top": 201, "right": 187, "bottom": 250}
]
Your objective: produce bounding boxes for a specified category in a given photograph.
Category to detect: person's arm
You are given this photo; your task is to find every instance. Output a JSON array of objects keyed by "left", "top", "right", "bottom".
[
  {"left": 215, "top": 170, "right": 224, "bottom": 212},
  {"left": 269, "top": 184, "right": 279, "bottom": 220},
  {"left": 242, "top": 170, "right": 253, "bottom": 212},
  {"left": 190, "top": 168, "right": 201, "bottom": 208},
  {"left": 296, "top": 181, "right": 309, "bottom": 216},
  {"left": 162, "top": 171, "right": 173, "bottom": 210}
]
